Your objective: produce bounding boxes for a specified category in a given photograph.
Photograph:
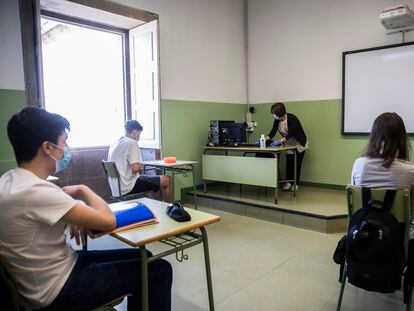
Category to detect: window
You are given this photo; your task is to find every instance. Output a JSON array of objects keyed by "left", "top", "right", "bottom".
[
  {"left": 21, "top": 0, "right": 161, "bottom": 149},
  {"left": 130, "top": 21, "right": 160, "bottom": 149},
  {"left": 41, "top": 17, "right": 125, "bottom": 147}
]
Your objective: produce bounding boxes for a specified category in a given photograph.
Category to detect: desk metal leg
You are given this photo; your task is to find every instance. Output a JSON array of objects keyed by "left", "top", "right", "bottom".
[
  {"left": 140, "top": 246, "right": 149, "bottom": 311},
  {"left": 200, "top": 227, "right": 215, "bottom": 311},
  {"left": 171, "top": 169, "right": 175, "bottom": 202},
  {"left": 274, "top": 187, "right": 278, "bottom": 204},
  {"left": 293, "top": 150, "right": 297, "bottom": 197},
  {"left": 192, "top": 166, "right": 198, "bottom": 210},
  {"left": 274, "top": 153, "right": 278, "bottom": 204}
]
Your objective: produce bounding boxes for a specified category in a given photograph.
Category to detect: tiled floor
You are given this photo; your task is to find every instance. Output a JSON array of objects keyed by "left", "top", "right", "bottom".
[{"left": 77, "top": 199, "right": 411, "bottom": 311}]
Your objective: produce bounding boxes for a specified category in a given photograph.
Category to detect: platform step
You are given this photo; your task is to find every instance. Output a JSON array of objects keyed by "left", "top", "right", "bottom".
[{"left": 185, "top": 185, "right": 347, "bottom": 234}]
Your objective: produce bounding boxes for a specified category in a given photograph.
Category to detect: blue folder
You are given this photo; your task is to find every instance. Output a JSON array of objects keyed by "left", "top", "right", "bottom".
[
  {"left": 91, "top": 202, "right": 157, "bottom": 237},
  {"left": 114, "top": 202, "right": 156, "bottom": 228}
]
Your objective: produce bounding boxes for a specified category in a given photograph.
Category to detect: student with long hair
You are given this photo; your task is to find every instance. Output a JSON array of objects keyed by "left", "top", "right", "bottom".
[{"left": 352, "top": 112, "right": 414, "bottom": 188}]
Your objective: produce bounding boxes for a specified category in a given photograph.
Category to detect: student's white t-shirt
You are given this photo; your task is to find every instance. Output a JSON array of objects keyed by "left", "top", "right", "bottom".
[
  {"left": 107, "top": 136, "right": 143, "bottom": 195},
  {"left": 0, "top": 168, "right": 78, "bottom": 309},
  {"left": 351, "top": 157, "right": 414, "bottom": 189}
]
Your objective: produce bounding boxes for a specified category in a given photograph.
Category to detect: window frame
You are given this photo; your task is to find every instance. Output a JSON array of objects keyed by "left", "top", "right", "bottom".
[
  {"left": 19, "top": 0, "right": 161, "bottom": 149},
  {"left": 40, "top": 10, "right": 132, "bottom": 124}
]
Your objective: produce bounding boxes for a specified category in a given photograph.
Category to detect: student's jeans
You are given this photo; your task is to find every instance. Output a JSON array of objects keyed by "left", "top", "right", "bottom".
[{"left": 38, "top": 248, "right": 172, "bottom": 311}]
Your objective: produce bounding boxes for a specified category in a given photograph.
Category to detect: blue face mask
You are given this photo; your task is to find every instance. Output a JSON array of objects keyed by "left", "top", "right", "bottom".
[
  {"left": 273, "top": 114, "right": 281, "bottom": 120},
  {"left": 49, "top": 143, "right": 72, "bottom": 173}
]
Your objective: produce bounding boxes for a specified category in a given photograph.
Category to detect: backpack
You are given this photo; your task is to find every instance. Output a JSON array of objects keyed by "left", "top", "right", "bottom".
[{"left": 333, "top": 187, "right": 406, "bottom": 293}]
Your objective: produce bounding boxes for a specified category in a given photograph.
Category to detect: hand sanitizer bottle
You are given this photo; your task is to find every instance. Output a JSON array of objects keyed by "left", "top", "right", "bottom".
[{"left": 260, "top": 134, "right": 266, "bottom": 149}]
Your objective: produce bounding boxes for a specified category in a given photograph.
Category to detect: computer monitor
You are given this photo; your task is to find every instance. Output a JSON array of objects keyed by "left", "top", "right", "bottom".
[{"left": 219, "top": 122, "right": 247, "bottom": 146}]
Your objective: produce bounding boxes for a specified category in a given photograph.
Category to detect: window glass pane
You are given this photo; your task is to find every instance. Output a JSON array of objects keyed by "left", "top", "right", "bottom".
[{"left": 41, "top": 18, "right": 125, "bottom": 147}]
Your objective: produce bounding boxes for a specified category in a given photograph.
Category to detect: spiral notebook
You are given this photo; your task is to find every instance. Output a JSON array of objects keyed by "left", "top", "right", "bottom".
[{"left": 91, "top": 202, "right": 159, "bottom": 238}]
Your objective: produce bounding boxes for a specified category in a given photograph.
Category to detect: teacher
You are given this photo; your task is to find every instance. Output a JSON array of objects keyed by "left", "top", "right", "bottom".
[{"left": 266, "top": 102, "right": 309, "bottom": 191}]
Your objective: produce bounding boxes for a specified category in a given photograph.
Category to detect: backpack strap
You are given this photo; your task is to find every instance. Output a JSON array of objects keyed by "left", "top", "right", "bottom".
[
  {"left": 361, "top": 187, "right": 371, "bottom": 209},
  {"left": 381, "top": 189, "right": 397, "bottom": 212},
  {"left": 361, "top": 187, "right": 396, "bottom": 212}
]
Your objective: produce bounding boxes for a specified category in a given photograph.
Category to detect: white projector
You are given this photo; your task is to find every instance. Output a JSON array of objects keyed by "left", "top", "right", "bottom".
[{"left": 380, "top": 4, "right": 414, "bottom": 30}]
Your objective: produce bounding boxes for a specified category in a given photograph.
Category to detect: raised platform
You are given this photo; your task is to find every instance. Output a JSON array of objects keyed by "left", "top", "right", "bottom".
[{"left": 185, "top": 183, "right": 348, "bottom": 233}]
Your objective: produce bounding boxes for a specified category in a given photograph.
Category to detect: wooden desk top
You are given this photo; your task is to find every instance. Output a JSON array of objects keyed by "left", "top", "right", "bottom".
[
  {"left": 110, "top": 198, "right": 220, "bottom": 247},
  {"left": 141, "top": 160, "right": 198, "bottom": 168},
  {"left": 203, "top": 145, "right": 298, "bottom": 153}
]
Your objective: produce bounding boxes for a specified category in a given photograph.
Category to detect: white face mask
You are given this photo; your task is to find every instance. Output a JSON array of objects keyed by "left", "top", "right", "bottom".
[{"left": 273, "top": 114, "right": 281, "bottom": 120}]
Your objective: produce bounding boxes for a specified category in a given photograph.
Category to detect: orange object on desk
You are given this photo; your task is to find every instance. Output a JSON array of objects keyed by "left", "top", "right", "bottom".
[{"left": 163, "top": 157, "right": 176, "bottom": 163}]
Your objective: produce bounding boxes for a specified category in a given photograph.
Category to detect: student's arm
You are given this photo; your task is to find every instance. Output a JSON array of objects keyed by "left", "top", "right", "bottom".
[
  {"left": 62, "top": 185, "right": 116, "bottom": 245},
  {"left": 130, "top": 162, "right": 141, "bottom": 174},
  {"left": 129, "top": 141, "right": 142, "bottom": 174}
]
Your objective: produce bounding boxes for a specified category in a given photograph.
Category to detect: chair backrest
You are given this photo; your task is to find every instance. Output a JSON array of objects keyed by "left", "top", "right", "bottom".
[
  {"left": 0, "top": 257, "right": 21, "bottom": 311},
  {"left": 346, "top": 185, "right": 411, "bottom": 249},
  {"left": 101, "top": 160, "right": 122, "bottom": 198}
]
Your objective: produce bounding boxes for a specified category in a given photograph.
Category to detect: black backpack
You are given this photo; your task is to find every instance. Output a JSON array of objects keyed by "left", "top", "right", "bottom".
[{"left": 334, "top": 187, "right": 406, "bottom": 293}]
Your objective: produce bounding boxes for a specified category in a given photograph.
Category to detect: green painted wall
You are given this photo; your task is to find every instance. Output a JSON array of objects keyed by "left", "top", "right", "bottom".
[
  {"left": 0, "top": 89, "right": 26, "bottom": 174},
  {"left": 5, "top": 94, "right": 412, "bottom": 196},
  {"left": 161, "top": 99, "right": 246, "bottom": 199},
  {"left": 252, "top": 99, "right": 414, "bottom": 187}
]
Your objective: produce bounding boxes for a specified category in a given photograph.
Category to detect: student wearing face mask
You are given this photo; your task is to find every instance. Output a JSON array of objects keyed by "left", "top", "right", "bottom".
[
  {"left": 107, "top": 120, "right": 172, "bottom": 201},
  {"left": 0, "top": 107, "right": 172, "bottom": 310},
  {"left": 266, "top": 102, "right": 309, "bottom": 191}
]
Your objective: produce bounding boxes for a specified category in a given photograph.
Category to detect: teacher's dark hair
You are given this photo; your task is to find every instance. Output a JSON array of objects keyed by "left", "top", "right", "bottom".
[
  {"left": 364, "top": 112, "right": 409, "bottom": 168},
  {"left": 7, "top": 107, "right": 70, "bottom": 165},
  {"left": 270, "top": 102, "right": 286, "bottom": 117}
]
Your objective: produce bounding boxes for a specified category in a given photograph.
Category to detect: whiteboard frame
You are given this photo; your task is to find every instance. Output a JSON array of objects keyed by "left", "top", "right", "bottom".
[{"left": 341, "top": 41, "right": 414, "bottom": 135}]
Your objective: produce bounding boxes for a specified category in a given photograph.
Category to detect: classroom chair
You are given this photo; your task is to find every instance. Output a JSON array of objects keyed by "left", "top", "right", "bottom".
[
  {"left": 101, "top": 160, "right": 146, "bottom": 202},
  {"left": 336, "top": 185, "right": 412, "bottom": 311},
  {"left": 1, "top": 254, "right": 127, "bottom": 311}
]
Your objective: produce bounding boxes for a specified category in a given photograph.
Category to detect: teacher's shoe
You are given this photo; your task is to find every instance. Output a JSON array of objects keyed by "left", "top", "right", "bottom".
[
  {"left": 291, "top": 184, "right": 298, "bottom": 192},
  {"left": 282, "top": 182, "right": 292, "bottom": 191}
]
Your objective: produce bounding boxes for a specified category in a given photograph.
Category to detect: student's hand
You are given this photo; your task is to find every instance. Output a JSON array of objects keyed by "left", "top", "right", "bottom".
[
  {"left": 70, "top": 224, "right": 87, "bottom": 247},
  {"left": 63, "top": 185, "right": 87, "bottom": 199},
  {"left": 280, "top": 137, "right": 287, "bottom": 144}
]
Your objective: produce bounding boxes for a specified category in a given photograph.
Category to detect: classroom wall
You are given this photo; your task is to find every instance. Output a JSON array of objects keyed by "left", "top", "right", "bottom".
[
  {"left": 0, "top": 0, "right": 26, "bottom": 174},
  {"left": 161, "top": 99, "right": 245, "bottom": 198},
  {"left": 0, "top": 0, "right": 247, "bottom": 199},
  {"left": 117, "top": 0, "right": 247, "bottom": 103},
  {"left": 4, "top": 0, "right": 412, "bottom": 189},
  {"left": 248, "top": 0, "right": 414, "bottom": 186}
]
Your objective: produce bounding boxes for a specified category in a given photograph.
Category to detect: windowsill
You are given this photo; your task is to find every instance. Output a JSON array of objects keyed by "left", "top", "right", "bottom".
[{"left": 68, "top": 145, "right": 161, "bottom": 151}]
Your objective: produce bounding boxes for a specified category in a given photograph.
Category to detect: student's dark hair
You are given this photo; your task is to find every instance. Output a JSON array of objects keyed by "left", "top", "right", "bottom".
[
  {"left": 270, "top": 102, "right": 286, "bottom": 116},
  {"left": 7, "top": 107, "right": 70, "bottom": 165},
  {"left": 364, "top": 112, "right": 409, "bottom": 168},
  {"left": 124, "top": 120, "right": 143, "bottom": 133}
]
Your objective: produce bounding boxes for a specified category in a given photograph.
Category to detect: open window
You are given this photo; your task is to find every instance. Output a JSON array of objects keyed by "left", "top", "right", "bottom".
[{"left": 20, "top": 0, "right": 161, "bottom": 149}]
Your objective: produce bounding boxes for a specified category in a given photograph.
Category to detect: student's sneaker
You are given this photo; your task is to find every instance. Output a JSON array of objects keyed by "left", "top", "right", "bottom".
[
  {"left": 291, "top": 184, "right": 298, "bottom": 192},
  {"left": 282, "top": 182, "right": 292, "bottom": 191}
]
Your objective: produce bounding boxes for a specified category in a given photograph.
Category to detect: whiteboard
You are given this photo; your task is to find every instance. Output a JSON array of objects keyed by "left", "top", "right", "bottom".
[{"left": 342, "top": 42, "right": 414, "bottom": 134}]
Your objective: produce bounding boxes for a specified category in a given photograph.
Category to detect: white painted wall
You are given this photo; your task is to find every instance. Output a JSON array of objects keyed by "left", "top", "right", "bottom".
[
  {"left": 117, "top": 0, "right": 247, "bottom": 104},
  {"left": 247, "top": 0, "right": 414, "bottom": 103},
  {"left": 0, "top": 0, "right": 25, "bottom": 90}
]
